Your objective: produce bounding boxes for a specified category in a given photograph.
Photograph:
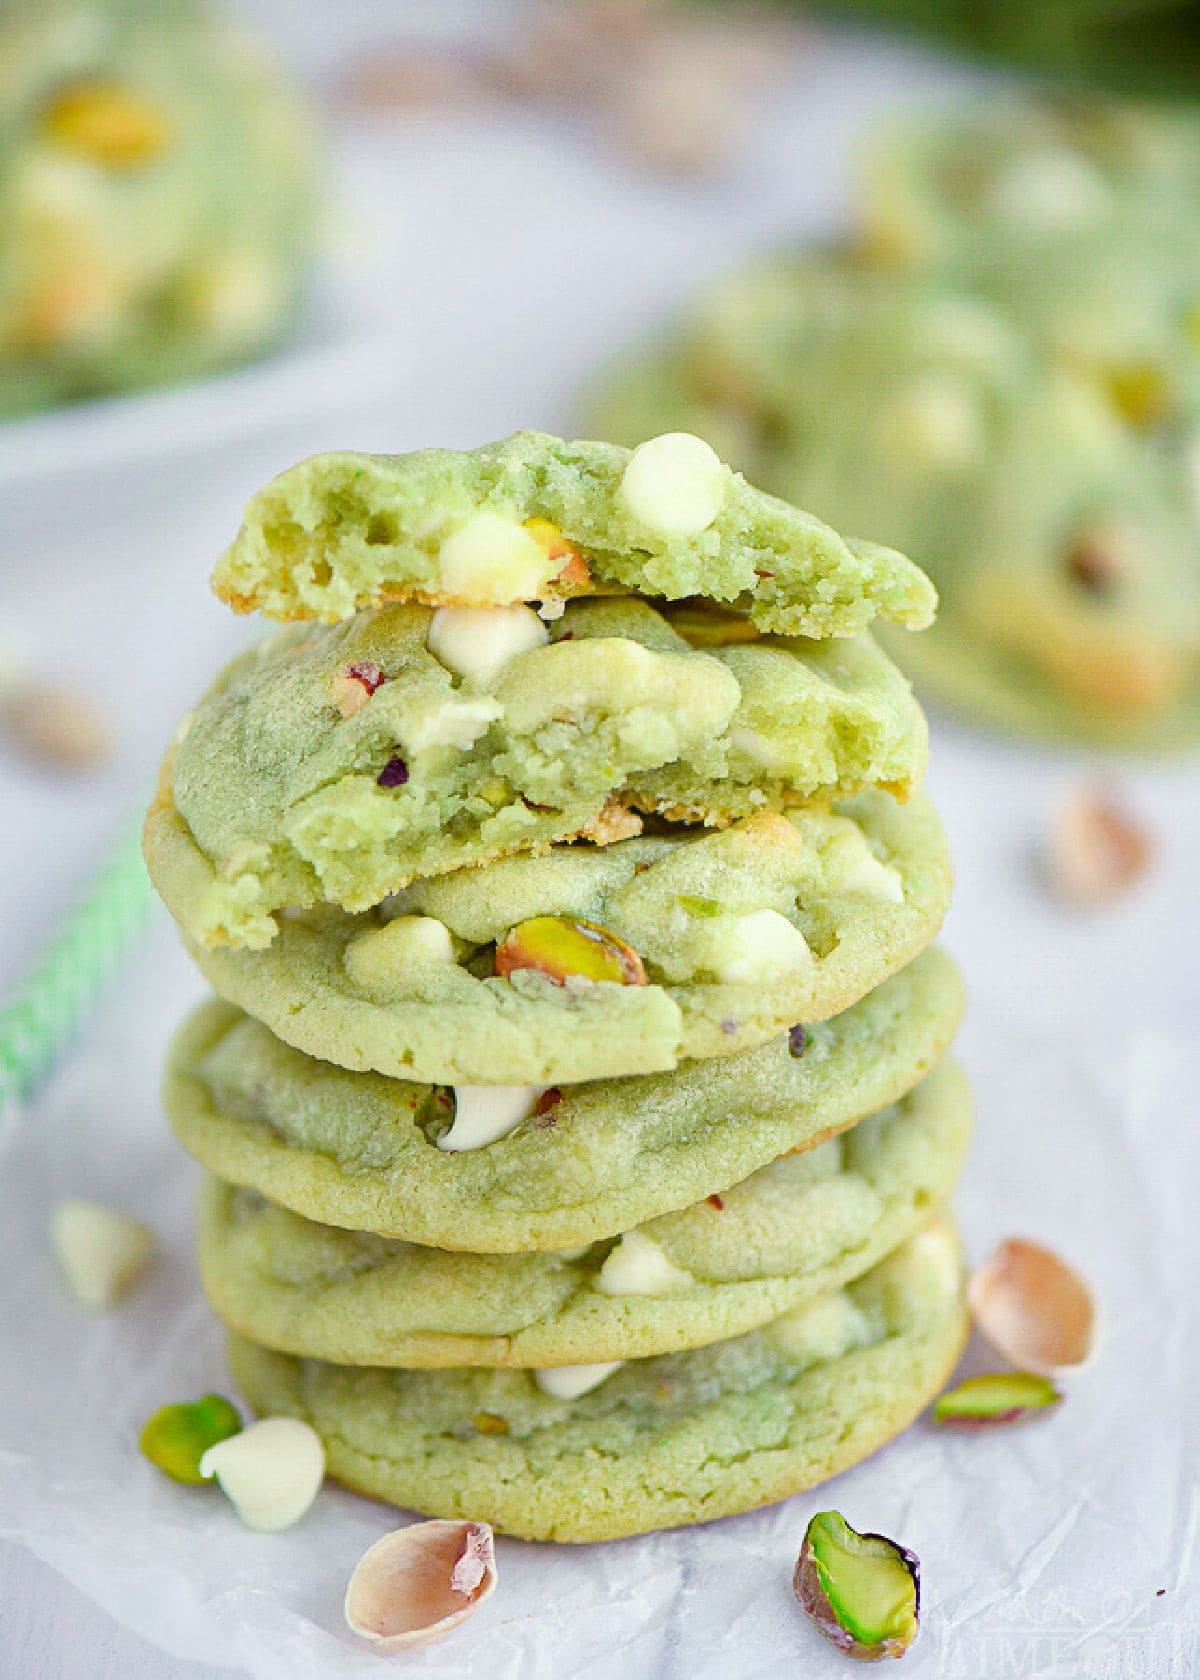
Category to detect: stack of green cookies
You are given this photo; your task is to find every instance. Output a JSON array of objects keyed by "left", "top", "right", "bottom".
[{"left": 144, "top": 429, "right": 971, "bottom": 1543}]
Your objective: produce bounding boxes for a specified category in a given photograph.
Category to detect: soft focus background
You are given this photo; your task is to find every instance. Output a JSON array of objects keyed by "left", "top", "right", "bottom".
[{"left": 1, "top": 3, "right": 1198, "bottom": 1677}]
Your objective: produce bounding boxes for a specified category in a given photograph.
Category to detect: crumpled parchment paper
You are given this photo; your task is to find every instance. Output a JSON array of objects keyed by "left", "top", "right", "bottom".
[{"left": 3, "top": 727, "right": 1199, "bottom": 1680}]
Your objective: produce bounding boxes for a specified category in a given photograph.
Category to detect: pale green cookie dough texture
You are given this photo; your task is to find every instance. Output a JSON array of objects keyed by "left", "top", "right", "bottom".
[
  {"left": 212, "top": 430, "right": 936, "bottom": 636},
  {"left": 198, "top": 1058, "right": 971, "bottom": 1368},
  {"left": 585, "top": 100, "right": 1200, "bottom": 747},
  {"left": 228, "top": 1221, "right": 969, "bottom": 1542},
  {"left": 0, "top": 0, "right": 321, "bottom": 417},
  {"left": 165, "top": 948, "right": 964, "bottom": 1251},
  {"left": 173, "top": 790, "right": 952, "bottom": 1085},
  {"left": 145, "top": 593, "right": 926, "bottom": 949}
]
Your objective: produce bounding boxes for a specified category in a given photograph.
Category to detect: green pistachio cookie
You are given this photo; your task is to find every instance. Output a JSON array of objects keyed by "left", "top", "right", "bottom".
[
  {"left": 227, "top": 1220, "right": 969, "bottom": 1542},
  {"left": 856, "top": 98, "right": 1200, "bottom": 277},
  {"left": 0, "top": 0, "right": 321, "bottom": 417},
  {"left": 172, "top": 789, "right": 951, "bottom": 1085},
  {"left": 145, "top": 593, "right": 926, "bottom": 949},
  {"left": 587, "top": 246, "right": 1200, "bottom": 747},
  {"left": 198, "top": 1057, "right": 970, "bottom": 1368},
  {"left": 164, "top": 947, "right": 963, "bottom": 1250},
  {"left": 212, "top": 429, "right": 936, "bottom": 636}
]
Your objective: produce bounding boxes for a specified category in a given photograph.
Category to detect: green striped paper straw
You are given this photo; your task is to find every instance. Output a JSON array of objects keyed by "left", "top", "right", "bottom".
[{"left": 0, "top": 821, "right": 156, "bottom": 1109}]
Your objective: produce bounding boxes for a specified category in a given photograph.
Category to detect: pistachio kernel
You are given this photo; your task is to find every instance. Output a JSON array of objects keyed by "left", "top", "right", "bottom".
[
  {"left": 794, "top": 1511, "right": 920, "bottom": 1661},
  {"left": 677, "top": 894, "right": 721, "bottom": 918},
  {"left": 377, "top": 756, "right": 409, "bottom": 788},
  {"left": 933, "top": 1371, "right": 1062, "bottom": 1428},
  {"left": 330, "top": 661, "right": 386, "bottom": 717},
  {"left": 42, "top": 79, "right": 173, "bottom": 167},
  {"left": 788, "top": 1024, "right": 808, "bottom": 1058},
  {"left": 473, "top": 1411, "right": 509, "bottom": 1435},
  {"left": 494, "top": 916, "right": 647, "bottom": 986},
  {"left": 1105, "top": 360, "right": 1172, "bottom": 428},
  {"left": 140, "top": 1394, "right": 243, "bottom": 1485}
]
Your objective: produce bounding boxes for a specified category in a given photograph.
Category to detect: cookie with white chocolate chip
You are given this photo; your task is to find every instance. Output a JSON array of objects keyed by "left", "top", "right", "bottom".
[
  {"left": 0, "top": 0, "right": 321, "bottom": 417},
  {"left": 143, "top": 594, "right": 927, "bottom": 950},
  {"left": 226, "top": 1220, "right": 969, "bottom": 1542},
  {"left": 197, "top": 1057, "right": 971, "bottom": 1367},
  {"left": 166, "top": 789, "right": 951, "bottom": 1085},
  {"left": 212, "top": 429, "right": 936, "bottom": 637},
  {"left": 164, "top": 946, "right": 963, "bottom": 1249}
]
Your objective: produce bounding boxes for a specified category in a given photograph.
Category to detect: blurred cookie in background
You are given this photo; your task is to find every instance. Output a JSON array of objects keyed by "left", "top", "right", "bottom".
[
  {"left": 586, "top": 99, "right": 1200, "bottom": 748},
  {"left": 0, "top": 0, "right": 323, "bottom": 418}
]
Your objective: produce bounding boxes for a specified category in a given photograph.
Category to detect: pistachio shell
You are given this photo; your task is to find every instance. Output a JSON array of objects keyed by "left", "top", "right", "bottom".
[
  {"left": 1044, "top": 787, "right": 1151, "bottom": 907},
  {"left": 969, "top": 1239, "right": 1095, "bottom": 1376},
  {"left": 345, "top": 1519, "right": 497, "bottom": 1652},
  {"left": 494, "top": 916, "right": 647, "bottom": 986}
]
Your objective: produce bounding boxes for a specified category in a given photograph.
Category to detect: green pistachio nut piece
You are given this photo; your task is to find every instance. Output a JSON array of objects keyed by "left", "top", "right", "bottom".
[
  {"left": 677, "top": 895, "right": 722, "bottom": 918},
  {"left": 794, "top": 1510, "right": 920, "bottom": 1661},
  {"left": 933, "top": 1370, "right": 1062, "bottom": 1428},
  {"left": 140, "top": 1394, "right": 244, "bottom": 1484},
  {"left": 42, "top": 80, "right": 174, "bottom": 167},
  {"left": 494, "top": 916, "right": 647, "bottom": 986}
]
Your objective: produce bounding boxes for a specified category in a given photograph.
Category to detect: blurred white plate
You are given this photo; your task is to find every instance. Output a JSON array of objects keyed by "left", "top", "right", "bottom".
[{"left": 0, "top": 268, "right": 401, "bottom": 491}]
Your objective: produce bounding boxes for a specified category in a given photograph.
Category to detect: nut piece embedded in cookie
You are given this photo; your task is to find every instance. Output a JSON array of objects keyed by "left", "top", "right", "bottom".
[
  {"left": 794, "top": 1510, "right": 920, "bottom": 1661},
  {"left": 41, "top": 79, "right": 174, "bottom": 167},
  {"left": 345, "top": 1520, "right": 497, "bottom": 1653},
  {"left": 619, "top": 432, "right": 726, "bottom": 536},
  {"left": 494, "top": 916, "right": 648, "bottom": 986}
]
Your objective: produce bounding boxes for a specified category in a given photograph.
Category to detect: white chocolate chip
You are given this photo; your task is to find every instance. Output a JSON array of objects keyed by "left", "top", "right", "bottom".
[
  {"left": 50, "top": 1198, "right": 155, "bottom": 1309},
  {"left": 199, "top": 1417, "right": 325, "bottom": 1532},
  {"left": 711, "top": 908, "right": 811, "bottom": 984},
  {"left": 437, "top": 512, "right": 556, "bottom": 602},
  {"left": 880, "top": 373, "right": 984, "bottom": 471},
  {"left": 836, "top": 852, "right": 904, "bottom": 904},
  {"left": 401, "top": 696, "right": 500, "bottom": 754},
  {"left": 987, "top": 150, "right": 1112, "bottom": 233},
  {"left": 438, "top": 1085, "right": 544, "bottom": 1152},
  {"left": 534, "top": 1361, "right": 624, "bottom": 1399},
  {"left": 595, "top": 1230, "right": 694, "bottom": 1297},
  {"left": 427, "top": 604, "right": 549, "bottom": 677},
  {"left": 619, "top": 432, "right": 726, "bottom": 537},
  {"left": 728, "top": 725, "right": 790, "bottom": 772},
  {"left": 178, "top": 253, "right": 281, "bottom": 344},
  {"left": 345, "top": 916, "right": 454, "bottom": 993}
]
